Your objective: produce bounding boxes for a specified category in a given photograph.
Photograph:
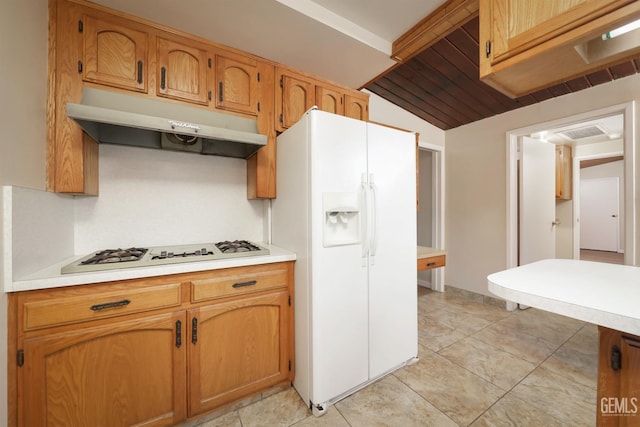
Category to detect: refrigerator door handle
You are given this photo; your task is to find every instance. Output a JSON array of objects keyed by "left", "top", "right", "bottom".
[
  {"left": 360, "top": 175, "right": 369, "bottom": 266},
  {"left": 369, "top": 173, "right": 377, "bottom": 265}
]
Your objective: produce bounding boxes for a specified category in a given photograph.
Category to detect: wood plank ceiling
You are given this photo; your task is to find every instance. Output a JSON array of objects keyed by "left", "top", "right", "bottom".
[{"left": 365, "top": 16, "right": 640, "bottom": 130}]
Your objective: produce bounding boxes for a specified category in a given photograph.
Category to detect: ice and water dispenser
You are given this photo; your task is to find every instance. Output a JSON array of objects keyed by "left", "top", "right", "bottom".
[{"left": 322, "top": 192, "right": 360, "bottom": 247}]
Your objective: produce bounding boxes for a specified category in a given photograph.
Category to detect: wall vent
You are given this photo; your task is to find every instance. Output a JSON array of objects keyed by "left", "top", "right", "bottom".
[{"left": 560, "top": 125, "right": 606, "bottom": 140}]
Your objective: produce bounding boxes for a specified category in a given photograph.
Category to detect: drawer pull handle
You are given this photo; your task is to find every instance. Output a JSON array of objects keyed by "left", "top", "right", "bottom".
[
  {"left": 232, "top": 280, "right": 257, "bottom": 288},
  {"left": 427, "top": 262, "right": 436, "bottom": 267},
  {"left": 90, "top": 299, "right": 131, "bottom": 311}
]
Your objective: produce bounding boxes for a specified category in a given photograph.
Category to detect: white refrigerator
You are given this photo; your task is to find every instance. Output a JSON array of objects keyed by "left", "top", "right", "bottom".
[{"left": 271, "top": 108, "right": 418, "bottom": 415}]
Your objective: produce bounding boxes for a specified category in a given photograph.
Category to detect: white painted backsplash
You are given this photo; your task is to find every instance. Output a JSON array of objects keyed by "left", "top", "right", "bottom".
[{"left": 74, "top": 144, "right": 266, "bottom": 253}]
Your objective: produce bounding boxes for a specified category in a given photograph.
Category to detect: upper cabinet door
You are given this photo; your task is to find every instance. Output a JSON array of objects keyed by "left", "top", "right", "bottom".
[
  {"left": 316, "top": 86, "right": 344, "bottom": 116},
  {"left": 157, "top": 37, "right": 210, "bottom": 105},
  {"left": 479, "top": 0, "right": 640, "bottom": 97},
  {"left": 82, "top": 15, "right": 148, "bottom": 93},
  {"left": 278, "top": 72, "right": 315, "bottom": 130},
  {"left": 345, "top": 94, "right": 369, "bottom": 121},
  {"left": 216, "top": 52, "right": 259, "bottom": 115}
]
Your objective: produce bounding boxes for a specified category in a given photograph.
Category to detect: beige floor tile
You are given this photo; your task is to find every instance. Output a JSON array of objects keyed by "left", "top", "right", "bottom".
[
  {"left": 394, "top": 349, "right": 505, "bottom": 426},
  {"left": 335, "top": 375, "right": 457, "bottom": 427},
  {"left": 238, "top": 388, "right": 310, "bottom": 427},
  {"left": 418, "top": 319, "right": 468, "bottom": 352},
  {"left": 196, "top": 411, "right": 242, "bottom": 427},
  {"left": 509, "top": 365, "right": 597, "bottom": 426},
  {"left": 470, "top": 394, "right": 565, "bottom": 426},
  {"left": 421, "top": 307, "right": 494, "bottom": 335},
  {"left": 541, "top": 325, "right": 598, "bottom": 388},
  {"left": 499, "top": 309, "right": 585, "bottom": 346},
  {"left": 472, "top": 321, "right": 559, "bottom": 364},
  {"left": 439, "top": 336, "right": 538, "bottom": 390}
]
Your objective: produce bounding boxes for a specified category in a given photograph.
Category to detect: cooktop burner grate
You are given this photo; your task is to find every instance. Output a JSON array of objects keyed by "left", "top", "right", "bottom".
[{"left": 61, "top": 240, "right": 270, "bottom": 274}]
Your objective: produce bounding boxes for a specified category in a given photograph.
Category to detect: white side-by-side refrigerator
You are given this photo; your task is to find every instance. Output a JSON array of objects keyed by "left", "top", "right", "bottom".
[{"left": 272, "top": 108, "right": 418, "bottom": 415}]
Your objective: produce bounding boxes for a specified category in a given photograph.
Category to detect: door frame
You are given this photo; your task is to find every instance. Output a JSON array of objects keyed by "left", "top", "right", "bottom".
[
  {"left": 506, "top": 102, "right": 636, "bottom": 270},
  {"left": 418, "top": 140, "right": 445, "bottom": 292}
]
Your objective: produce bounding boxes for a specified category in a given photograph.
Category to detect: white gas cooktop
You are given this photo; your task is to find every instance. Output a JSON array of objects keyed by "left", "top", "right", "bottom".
[{"left": 61, "top": 240, "right": 269, "bottom": 274}]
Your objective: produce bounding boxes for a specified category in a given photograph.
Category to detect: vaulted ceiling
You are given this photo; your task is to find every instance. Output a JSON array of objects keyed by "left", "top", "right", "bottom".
[{"left": 365, "top": 16, "right": 640, "bottom": 130}]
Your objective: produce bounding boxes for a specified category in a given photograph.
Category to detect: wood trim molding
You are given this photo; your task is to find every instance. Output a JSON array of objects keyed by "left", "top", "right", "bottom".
[{"left": 391, "top": 0, "right": 479, "bottom": 63}]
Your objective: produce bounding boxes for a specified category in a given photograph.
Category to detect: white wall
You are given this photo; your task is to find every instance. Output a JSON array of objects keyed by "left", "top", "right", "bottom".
[
  {"left": 365, "top": 90, "right": 445, "bottom": 147},
  {"left": 0, "top": 0, "right": 49, "bottom": 424},
  {"left": 445, "top": 73, "right": 640, "bottom": 297},
  {"left": 74, "top": 145, "right": 265, "bottom": 252}
]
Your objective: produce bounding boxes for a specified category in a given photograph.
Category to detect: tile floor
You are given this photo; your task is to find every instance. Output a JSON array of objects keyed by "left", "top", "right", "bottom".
[{"left": 190, "top": 286, "right": 598, "bottom": 427}]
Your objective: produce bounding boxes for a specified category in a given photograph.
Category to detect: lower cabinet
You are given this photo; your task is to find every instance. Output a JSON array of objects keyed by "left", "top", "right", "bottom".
[
  {"left": 597, "top": 326, "right": 640, "bottom": 426},
  {"left": 12, "top": 262, "right": 294, "bottom": 426},
  {"left": 189, "top": 291, "right": 290, "bottom": 415}
]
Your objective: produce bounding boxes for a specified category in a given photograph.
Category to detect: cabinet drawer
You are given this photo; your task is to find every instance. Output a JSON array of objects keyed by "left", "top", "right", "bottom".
[
  {"left": 191, "top": 264, "right": 289, "bottom": 302},
  {"left": 417, "top": 255, "right": 446, "bottom": 271},
  {"left": 23, "top": 283, "right": 181, "bottom": 331}
]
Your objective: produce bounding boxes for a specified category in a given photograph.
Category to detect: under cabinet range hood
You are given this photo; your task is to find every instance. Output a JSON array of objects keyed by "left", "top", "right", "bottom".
[{"left": 66, "top": 88, "right": 267, "bottom": 159}]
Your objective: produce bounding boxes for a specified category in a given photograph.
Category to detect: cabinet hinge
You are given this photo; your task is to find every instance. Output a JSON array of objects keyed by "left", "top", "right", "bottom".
[
  {"left": 257, "top": 72, "right": 261, "bottom": 82},
  {"left": 17, "top": 349, "right": 24, "bottom": 367},
  {"left": 78, "top": 20, "right": 83, "bottom": 33},
  {"left": 288, "top": 360, "right": 291, "bottom": 371},
  {"left": 208, "top": 58, "right": 212, "bottom": 68},
  {"left": 485, "top": 40, "right": 491, "bottom": 58}
]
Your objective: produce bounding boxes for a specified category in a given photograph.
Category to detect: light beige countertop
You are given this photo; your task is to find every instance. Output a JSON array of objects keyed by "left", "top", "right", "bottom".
[
  {"left": 417, "top": 246, "right": 447, "bottom": 259},
  {"left": 488, "top": 259, "right": 640, "bottom": 336}
]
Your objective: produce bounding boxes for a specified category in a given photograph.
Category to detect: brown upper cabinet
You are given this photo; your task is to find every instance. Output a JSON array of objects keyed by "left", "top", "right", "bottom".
[
  {"left": 49, "top": 0, "right": 368, "bottom": 198},
  {"left": 215, "top": 51, "right": 259, "bottom": 116},
  {"left": 345, "top": 92, "right": 369, "bottom": 122},
  {"left": 156, "top": 36, "right": 211, "bottom": 105},
  {"left": 276, "top": 68, "right": 369, "bottom": 131},
  {"left": 82, "top": 14, "right": 148, "bottom": 93},
  {"left": 316, "top": 85, "right": 345, "bottom": 116},
  {"left": 555, "top": 145, "right": 572, "bottom": 200},
  {"left": 277, "top": 70, "right": 316, "bottom": 131},
  {"left": 479, "top": 0, "right": 640, "bottom": 97}
]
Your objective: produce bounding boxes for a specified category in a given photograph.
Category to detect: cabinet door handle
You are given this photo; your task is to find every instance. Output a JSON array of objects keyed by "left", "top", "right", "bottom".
[
  {"left": 219, "top": 82, "right": 223, "bottom": 102},
  {"left": 611, "top": 345, "right": 621, "bottom": 371},
  {"left": 160, "top": 67, "right": 166, "bottom": 90},
  {"left": 232, "top": 280, "right": 257, "bottom": 288},
  {"left": 137, "top": 60, "right": 143, "bottom": 85},
  {"left": 175, "top": 320, "right": 182, "bottom": 348},
  {"left": 90, "top": 299, "right": 130, "bottom": 311},
  {"left": 426, "top": 262, "right": 436, "bottom": 267},
  {"left": 191, "top": 317, "right": 198, "bottom": 344}
]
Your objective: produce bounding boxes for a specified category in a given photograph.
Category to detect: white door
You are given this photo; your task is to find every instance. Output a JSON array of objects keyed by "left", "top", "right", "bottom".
[
  {"left": 580, "top": 177, "right": 619, "bottom": 251},
  {"left": 519, "top": 137, "right": 556, "bottom": 265},
  {"left": 309, "top": 110, "right": 369, "bottom": 404},
  {"left": 366, "top": 122, "right": 417, "bottom": 378}
]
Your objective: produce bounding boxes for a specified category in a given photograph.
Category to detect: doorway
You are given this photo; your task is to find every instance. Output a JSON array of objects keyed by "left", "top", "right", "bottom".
[
  {"left": 417, "top": 141, "right": 445, "bottom": 292},
  {"left": 506, "top": 103, "right": 635, "bottom": 273}
]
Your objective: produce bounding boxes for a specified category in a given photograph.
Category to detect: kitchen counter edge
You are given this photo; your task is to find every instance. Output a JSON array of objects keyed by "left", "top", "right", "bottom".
[
  {"left": 8, "top": 244, "right": 296, "bottom": 292},
  {"left": 488, "top": 259, "right": 640, "bottom": 336}
]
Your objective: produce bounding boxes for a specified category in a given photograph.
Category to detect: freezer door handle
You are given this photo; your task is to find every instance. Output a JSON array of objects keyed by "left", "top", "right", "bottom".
[
  {"left": 369, "top": 173, "right": 378, "bottom": 265},
  {"left": 360, "top": 175, "right": 369, "bottom": 265}
]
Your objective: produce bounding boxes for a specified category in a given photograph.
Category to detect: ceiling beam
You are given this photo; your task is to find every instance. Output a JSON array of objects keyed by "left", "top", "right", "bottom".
[{"left": 391, "top": 0, "right": 479, "bottom": 63}]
